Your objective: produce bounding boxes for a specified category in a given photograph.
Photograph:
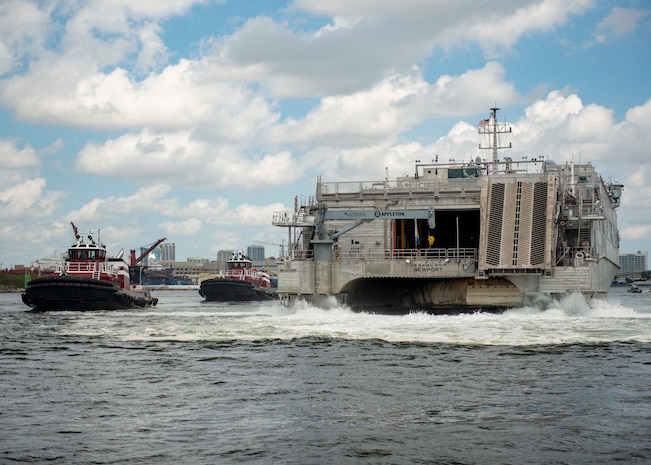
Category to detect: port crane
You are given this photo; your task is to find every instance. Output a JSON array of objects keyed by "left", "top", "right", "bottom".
[
  {"left": 253, "top": 240, "right": 285, "bottom": 258},
  {"left": 129, "top": 238, "right": 167, "bottom": 266}
]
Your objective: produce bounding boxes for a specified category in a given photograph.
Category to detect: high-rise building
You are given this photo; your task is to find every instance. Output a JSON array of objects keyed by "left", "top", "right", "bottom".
[
  {"left": 619, "top": 251, "right": 648, "bottom": 273},
  {"left": 247, "top": 245, "right": 265, "bottom": 261},
  {"left": 160, "top": 243, "right": 176, "bottom": 262},
  {"left": 217, "top": 250, "right": 234, "bottom": 261}
]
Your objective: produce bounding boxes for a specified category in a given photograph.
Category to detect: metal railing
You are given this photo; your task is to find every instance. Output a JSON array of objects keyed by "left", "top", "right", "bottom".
[
  {"left": 272, "top": 210, "right": 314, "bottom": 227},
  {"left": 555, "top": 245, "right": 594, "bottom": 266},
  {"left": 58, "top": 262, "right": 122, "bottom": 274},
  {"left": 317, "top": 178, "right": 483, "bottom": 200},
  {"left": 286, "top": 247, "right": 477, "bottom": 262}
]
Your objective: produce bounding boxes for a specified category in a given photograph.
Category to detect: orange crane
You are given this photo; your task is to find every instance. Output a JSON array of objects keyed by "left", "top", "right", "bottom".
[{"left": 129, "top": 238, "right": 167, "bottom": 266}]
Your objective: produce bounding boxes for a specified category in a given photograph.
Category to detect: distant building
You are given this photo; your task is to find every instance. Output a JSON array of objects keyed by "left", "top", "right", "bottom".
[
  {"left": 217, "top": 250, "right": 234, "bottom": 262},
  {"left": 163, "top": 261, "right": 222, "bottom": 285},
  {"left": 247, "top": 245, "right": 265, "bottom": 261},
  {"left": 187, "top": 256, "right": 210, "bottom": 265},
  {"left": 160, "top": 243, "right": 176, "bottom": 262},
  {"left": 31, "top": 252, "right": 66, "bottom": 272},
  {"left": 619, "top": 251, "right": 648, "bottom": 273}
]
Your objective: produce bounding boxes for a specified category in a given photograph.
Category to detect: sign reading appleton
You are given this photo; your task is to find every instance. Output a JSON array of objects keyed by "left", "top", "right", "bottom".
[
  {"left": 374, "top": 211, "right": 406, "bottom": 218},
  {"left": 334, "top": 209, "right": 432, "bottom": 223},
  {"left": 341, "top": 211, "right": 407, "bottom": 218}
]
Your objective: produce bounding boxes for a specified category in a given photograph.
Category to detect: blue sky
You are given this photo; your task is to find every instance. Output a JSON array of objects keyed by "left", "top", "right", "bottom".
[{"left": 1, "top": 0, "right": 650, "bottom": 267}]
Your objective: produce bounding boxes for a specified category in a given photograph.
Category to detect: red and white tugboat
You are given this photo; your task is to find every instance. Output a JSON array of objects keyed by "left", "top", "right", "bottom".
[
  {"left": 199, "top": 251, "right": 277, "bottom": 301},
  {"left": 22, "top": 223, "right": 159, "bottom": 311}
]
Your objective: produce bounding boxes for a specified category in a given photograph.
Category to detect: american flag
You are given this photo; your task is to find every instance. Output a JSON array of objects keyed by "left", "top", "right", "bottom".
[{"left": 479, "top": 119, "right": 489, "bottom": 125}]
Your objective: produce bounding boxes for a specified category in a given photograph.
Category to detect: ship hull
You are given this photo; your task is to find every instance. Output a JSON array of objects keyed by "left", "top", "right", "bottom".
[
  {"left": 342, "top": 276, "right": 519, "bottom": 313},
  {"left": 279, "top": 276, "right": 526, "bottom": 313},
  {"left": 21, "top": 276, "right": 158, "bottom": 311},
  {"left": 279, "top": 258, "right": 618, "bottom": 313},
  {"left": 199, "top": 278, "right": 277, "bottom": 302}
]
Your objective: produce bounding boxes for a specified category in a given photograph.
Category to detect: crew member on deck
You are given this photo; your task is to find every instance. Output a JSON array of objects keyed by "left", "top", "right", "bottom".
[{"left": 582, "top": 239, "right": 590, "bottom": 257}]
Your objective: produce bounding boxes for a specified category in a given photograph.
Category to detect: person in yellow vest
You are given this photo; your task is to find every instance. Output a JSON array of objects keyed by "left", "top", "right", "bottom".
[{"left": 428, "top": 234, "right": 435, "bottom": 247}]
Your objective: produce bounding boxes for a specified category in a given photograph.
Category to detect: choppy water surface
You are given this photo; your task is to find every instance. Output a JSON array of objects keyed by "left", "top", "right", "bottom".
[{"left": 1, "top": 287, "right": 650, "bottom": 464}]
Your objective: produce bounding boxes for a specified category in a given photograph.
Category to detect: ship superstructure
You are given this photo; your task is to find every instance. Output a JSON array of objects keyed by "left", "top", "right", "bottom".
[{"left": 273, "top": 108, "right": 623, "bottom": 311}]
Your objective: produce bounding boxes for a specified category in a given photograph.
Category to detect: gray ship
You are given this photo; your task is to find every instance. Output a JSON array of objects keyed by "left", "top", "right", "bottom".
[{"left": 273, "top": 108, "right": 623, "bottom": 312}]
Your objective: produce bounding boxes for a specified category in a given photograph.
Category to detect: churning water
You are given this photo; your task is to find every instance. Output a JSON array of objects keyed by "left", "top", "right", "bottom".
[{"left": 1, "top": 287, "right": 650, "bottom": 464}]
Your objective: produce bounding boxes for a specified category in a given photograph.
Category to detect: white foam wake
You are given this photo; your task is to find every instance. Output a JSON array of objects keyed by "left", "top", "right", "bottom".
[{"left": 59, "top": 291, "right": 651, "bottom": 345}]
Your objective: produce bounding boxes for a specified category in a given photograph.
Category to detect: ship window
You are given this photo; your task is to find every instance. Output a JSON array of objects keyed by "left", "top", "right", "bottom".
[{"left": 448, "top": 168, "right": 479, "bottom": 179}]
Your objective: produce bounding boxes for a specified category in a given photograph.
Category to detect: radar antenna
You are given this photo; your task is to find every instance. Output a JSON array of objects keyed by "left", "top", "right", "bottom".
[{"left": 478, "top": 107, "right": 512, "bottom": 174}]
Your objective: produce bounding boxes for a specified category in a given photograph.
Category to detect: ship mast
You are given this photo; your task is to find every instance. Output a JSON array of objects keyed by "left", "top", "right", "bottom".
[{"left": 478, "top": 107, "right": 512, "bottom": 174}]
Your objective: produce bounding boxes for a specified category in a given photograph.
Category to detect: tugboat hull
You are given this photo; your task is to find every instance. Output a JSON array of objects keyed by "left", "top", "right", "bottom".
[
  {"left": 199, "top": 278, "right": 277, "bottom": 302},
  {"left": 22, "top": 276, "right": 158, "bottom": 311}
]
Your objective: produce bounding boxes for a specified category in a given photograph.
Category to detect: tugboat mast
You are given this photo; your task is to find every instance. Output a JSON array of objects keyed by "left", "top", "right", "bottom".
[{"left": 478, "top": 107, "right": 512, "bottom": 174}]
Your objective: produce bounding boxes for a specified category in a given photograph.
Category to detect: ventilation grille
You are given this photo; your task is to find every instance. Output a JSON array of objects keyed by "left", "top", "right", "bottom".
[
  {"left": 481, "top": 178, "right": 551, "bottom": 270},
  {"left": 530, "top": 182, "right": 548, "bottom": 265},
  {"left": 486, "top": 183, "right": 504, "bottom": 266}
]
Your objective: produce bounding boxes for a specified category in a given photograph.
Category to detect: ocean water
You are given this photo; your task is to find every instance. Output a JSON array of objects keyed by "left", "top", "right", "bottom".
[{"left": 1, "top": 287, "right": 650, "bottom": 464}]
